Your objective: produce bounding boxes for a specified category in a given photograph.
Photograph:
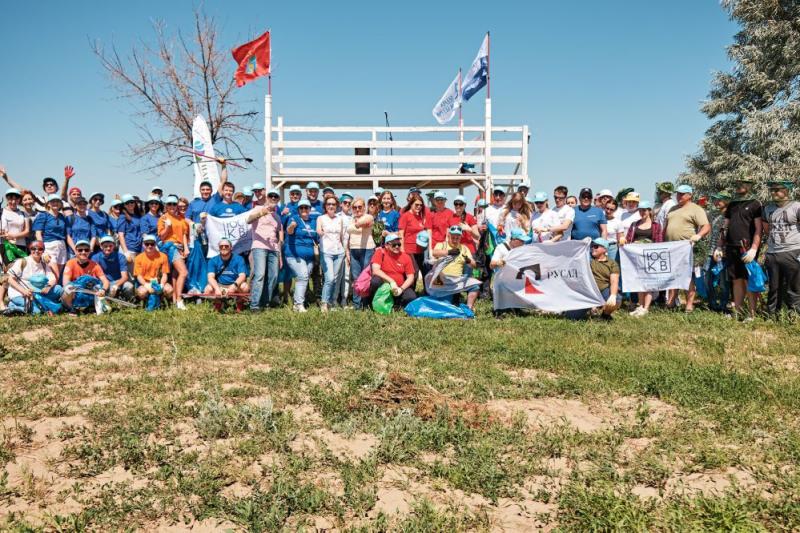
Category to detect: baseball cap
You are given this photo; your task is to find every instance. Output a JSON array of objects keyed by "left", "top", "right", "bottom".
[
  {"left": 517, "top": 182, "right": 530, "bottom": 191},
  {"left": 68, "top": 187, "right": 82, "bottom": 197},
  {"left": 142, "top": 234, "right": 157, "bottom": 243},
  {"left": 146, "top": 195, "right": 163, "bottom": 204},
  {"left": 591, "top": 237, "right": 610, "bottom": 249},
  {"left": 298, "top": 199, "right": 311, "bottom": 207},
  {"left": 656, "top": 182, "right": 675, "bottom": 193},
  {"left": 89, "top": 192, "right": 104, "bottom": 201},
  {"left": 339, "top": 191, "right": 353, "bottom": 201},
  {"left": 453, "top": 195, "right": 466, "bottom": 204},
  {"left": 74, "top": 196, "right": 88, "bottom": 205},
  {"left": 448, "top": 225, "right": 462, "bottom": 235},
  {"left": 477, "top": 199, "right": 488, "bottom": 208},
  {"left": 4, "top": 188, "right": 21, "bottom": 197},
  {"left": 638, "top": 200, "right": 653, "bottom": 209},
  {"left": 46, "top": 193, "right": 62, "bottom": 203},
  {"left": 151, "top": 185, "right": 163, "bottom": 193},
  {"left": 306, "top": 181, "right": 320, "bottom": 190},
  {"left": 289, "top": 184, "right": 302, "bottom": 193},
  {"left": 532, "top": 191, "right": 548, "bottom": 203},
  {"left": 121, "top": 194, "right": 135, "bottom": 203},
  {"left": 492, "top": 185, "right": 506, "bottom": 193},
  {"left": 99, "top": 235, "right": 115, "bottom": 245},
  {"left": 408, "top": 187, "right": 421, "bottom": 194},
  {"left": 251, "top": 182, "right": 266, "bottom": 191},
  {"left": 322, "top": 186, "right": 335, "bottom": 194},
  {"left": 579, "top": 187, "right": 593, "bottom": 198},
  {"left": 384, "top": 233, "right": 400, "bottom": 244},
  {"left": 164, "top": 195, "right": 179, "bottom": 204},
  {"left": 624, "top": 192, "right": 641, "bottom": 202},
  {"left": 110, "top": 198, "right": 123, "bottom": 207},
  {"left": 767, "top": 180, "right": 793, "bottom": 189},
  {"left": 374, "top": 187, "right": 385, "bottom": 195},
  {"left": 267, "top": 188, "right": 281, "bottom": 197},
  {"left": 676, "top": 184, "right": 693, "bottom": 194},
  {"left": 598, "top": 189, "right": 613, "bottom": 198},
  {"left": 433, "top": 191, "right": 447, "bottom": 200},
  {"left": 74, "top": 239, "right": 91, "bottom": 249},
  {"left": 416, "top": 231, "right": 430, "bottom": 247},
  {"left": 510, "top": 228, "right": 532, "bottom": 243},
  {"left": 42, "top": 176, "right": 58, "bottom": 186},
  {"left": 242, "top": 187, "right": 253, "bottom": 197}
]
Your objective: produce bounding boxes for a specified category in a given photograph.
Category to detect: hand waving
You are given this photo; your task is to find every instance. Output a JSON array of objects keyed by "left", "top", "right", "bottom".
[{"left": 64, "top": 165, "right": 76, "bottom": 180}]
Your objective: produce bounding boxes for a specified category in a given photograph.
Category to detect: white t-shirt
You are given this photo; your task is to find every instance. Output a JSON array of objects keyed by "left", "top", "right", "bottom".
[
  {"left": 485, "top": 204, "right": 505, "bottom": 228},
  {"left": 619, "top": 210, "right": 641, "bottom": 234},
  {"left": 7, "top": 257, "right": 56, "bottom": 300},
  {"left": 1, "top": 208, "right": 28, "bottom": 246},
  {"left": 655, "top": 198, "right": 676, "bottom": 227},
  {"left": 555, "top": 205, "right": 575, "bottom": 241},
  {"left": 606, "top": 217, "right": 625, "bottom": 242},
  {"left": 531, "top": 209, "right": 562, "bottom": 242},
  {"left": 317, "top": 213, "right": 346, "bottom": 255},
  {"left": 491, "top": 242, "right": 512, "bottom": 267}
]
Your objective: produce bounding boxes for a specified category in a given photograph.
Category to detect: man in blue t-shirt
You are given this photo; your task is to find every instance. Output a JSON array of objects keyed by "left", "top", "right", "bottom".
[
  {"left": 305, "top": 182, "right": 323, "bottom": 227},
  {"left": 92, "top": 235, "right": 135, "bottom": 300},
  {"left": 571, "top": 187, "right": 608, "bottom": 240},
  {"left": 205, "top": 238, "right": 249, "bottom": 295},
  {"left": 209, "top": 181, "right": 247, "bottom": 219},
  {"left": 279, "top": 184, "right": 302, "bottom": 225}
]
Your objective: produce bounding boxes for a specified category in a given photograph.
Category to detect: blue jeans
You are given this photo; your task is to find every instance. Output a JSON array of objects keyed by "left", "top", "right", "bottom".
[
  {"left": 285, "top": 255, "right": 313, "bottom": 306},
  {"left": 349, "top": 248, "right": 374, "bottom": 309},
  {"left": 250, "top": 248, "right": 280, "bottom": 309},
  {"left": 321, "top": 252, "right": 344, "bottom": 305},
  {"left": 9, "top": 285, "right": 64, "bottom": 314}
]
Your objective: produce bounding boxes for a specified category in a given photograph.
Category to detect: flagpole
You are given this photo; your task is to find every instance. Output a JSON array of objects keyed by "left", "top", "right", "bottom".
[
  {"left": 484, "top": 32, "right": 492, "bottom": 202},
  {"left": 486, "top": 31, "right": 491, "bottom": 99},
  {"left": 458, "top": 68, "right": 464, "bottom": 162}
]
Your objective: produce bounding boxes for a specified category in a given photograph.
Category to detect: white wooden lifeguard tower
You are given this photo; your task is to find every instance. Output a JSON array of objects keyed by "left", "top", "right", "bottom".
[{"left": 262, "top": 96, "right": 530, "bottom": 200}]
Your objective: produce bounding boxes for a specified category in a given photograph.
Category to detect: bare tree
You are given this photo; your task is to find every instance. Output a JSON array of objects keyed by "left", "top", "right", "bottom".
[{"left": 92, "top": 9, "right": 258, "bottom": 172}]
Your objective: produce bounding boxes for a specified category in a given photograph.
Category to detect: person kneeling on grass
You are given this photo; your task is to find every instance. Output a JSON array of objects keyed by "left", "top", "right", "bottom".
[
  {"left": 565, "top": 238, "right": 621, "bottom": 320},
  {"left": 4, "top": 241, "right": 63, "bottom": 314},
  {"left": 429, "top": 225, "right": 481, "bottom": 311},
  {"left": 489, "top": 228, "right": 531, "bottom": 269},
  {"left": 205, "top": 238, "right": 249, "bottom": 310},
  {"left": 368, "top": 233, "right": 417, "bottom": 309},
  {"left": 134, "top": 234, "right": 173, "bottom": 306},
  {"left": 92, "top": 235, "right": 134, "bottom": 301},
  {"left": 61, "top": 239, "right": 110, "bottom": 313}
]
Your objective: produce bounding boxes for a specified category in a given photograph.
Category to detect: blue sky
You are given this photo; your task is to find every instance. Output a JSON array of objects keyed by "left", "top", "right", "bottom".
[{"left": 0, "top": 1, "right": 737, "bottom": 202}]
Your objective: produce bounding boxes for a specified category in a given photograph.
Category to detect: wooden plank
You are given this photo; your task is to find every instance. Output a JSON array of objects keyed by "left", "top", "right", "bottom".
[
  {"left": 272, "top": 140, "right": 521, "bottom": 149},
  {"left": 279, "top": 126, "right": 524, "bottom": 133},
  {"left": 273, "top": 155, "right": 522, "bottom": 164}
]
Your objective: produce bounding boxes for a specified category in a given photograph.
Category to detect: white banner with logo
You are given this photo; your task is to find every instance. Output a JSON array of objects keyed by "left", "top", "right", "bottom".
[
  {"left": 192, "top": 115, "right": 221, "bottom": 197},
  {"left": 493, "top": 240, "right": 604, "bottom": 312},
  {"left": 205, "top": 211, "right": 253, "bottom": 258},
  {"left": 432, "top": 72, "right": 461, "bottom": 125},
  {"left": 619, "top": 241, "right": 692, "bottom": 292}
]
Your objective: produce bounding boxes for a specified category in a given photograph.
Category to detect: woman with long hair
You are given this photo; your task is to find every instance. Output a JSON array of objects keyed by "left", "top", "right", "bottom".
[
  {"left": 398, "top": 192, "right": 428, "bottom": 276},
  {"left": 346, "top": 197, "right": 375, "bottom": 310},
  {"left": 158, "top": 195, "right": 190, "bottom": 310},
  {"left": 116, "top": 194, "right": 144, "bottom": 268},
  {"left": 624, "top": 201, "right": 663, "bottom": 317},
  {"left": 376, "top": 191, "right": 400, "bottom": 236},
  {"left": 498, "top": 192, "right": 532, "bottom": 238}
]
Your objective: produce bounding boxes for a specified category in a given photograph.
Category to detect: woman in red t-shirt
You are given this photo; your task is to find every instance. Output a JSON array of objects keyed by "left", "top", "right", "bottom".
[
  {"left": 398, "top": 193, "right": 427, "bottom": 274},
  {"left": 450, "top": 195, "right": 480, "bottom": 255},
  {"left": 369, "top": 234, "right": 418, "bottom": 308}
]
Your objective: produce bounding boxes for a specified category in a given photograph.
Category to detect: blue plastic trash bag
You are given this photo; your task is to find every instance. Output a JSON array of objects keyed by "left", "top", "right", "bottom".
[
  {"left": 70, "top": 275, "right": 101, "bottom": 309},
  {"left": 706, "top": 261, "right": 730, "bottom": 311},
  {"left": 185, "top": 244, "right": 207, "bottom": 294},
  {"left": 146, "top": 281, "right": 163, "bottom": 311},
  {"left": 745, "top": 261, "right": 767, "bottom": 293},
  {"left": 404, "top": 296, "right": 475, "bottom": 319},
  {"left": 694, "top": 269, "right": 708, "bottom": 299}
]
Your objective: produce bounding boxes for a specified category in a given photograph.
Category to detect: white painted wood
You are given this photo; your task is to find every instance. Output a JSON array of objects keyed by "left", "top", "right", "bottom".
[
  {"left": 484, "top": 98, "right": 492, "bottom": 202},
  {"left": 272, "top": 140, "right": 521, "bottom": 149},
  {"left": 264, "top": 95, "right": 272, "bottom": 190},
  {"left": 521, "top": 125, "right": 529, "bottom": 185},
  {"left": 272, "top": 155, "right": 522, "bottom": 164},
  {"left": 280, "top": 126, "right": 523, "bottom": 133}
]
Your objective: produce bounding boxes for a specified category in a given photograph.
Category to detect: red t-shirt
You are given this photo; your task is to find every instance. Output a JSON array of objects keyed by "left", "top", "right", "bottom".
[
  {"left": 426, "top": 208, "right": 454, "bottom": 247},
  {"left": 370, "top": 247, "right": 415, "bottom": 286},
  {"left": 449, "top": 212, "right": 478, "bottom": 254},
  {"left": 399, "top": 210, "right": 426, "bottom": 254}
]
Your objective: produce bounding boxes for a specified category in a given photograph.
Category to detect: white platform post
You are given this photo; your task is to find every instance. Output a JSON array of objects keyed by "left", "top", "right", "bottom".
[
  {"left": 484, "top": 98, "right": 492, "bottom": 201},
  {"left": 264, "top": 95, "right": 273, "bottom": 191}
]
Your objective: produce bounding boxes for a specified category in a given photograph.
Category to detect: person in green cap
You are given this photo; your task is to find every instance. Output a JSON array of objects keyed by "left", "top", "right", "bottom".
[
  {"left": 708, "top": 190, "right": 732, "bottom": 264},
  {"left": 716, "top": 176, "right": 762, "bottom": 319},
  {"left": 763, "top": 180, "right": 800, "bottom": 316},
  {"left": 654, "top": 182, "right": 676, "bottom": 228}
]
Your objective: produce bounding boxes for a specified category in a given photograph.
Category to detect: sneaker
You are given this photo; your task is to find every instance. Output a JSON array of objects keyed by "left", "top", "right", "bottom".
[
  {"left": 630, "top": 306, "right": 648, "bottom": 317},
  {"left": 293, "top": 304, "right": 307, "bottom": 313},
  {"left": 175, "top": 300, "right": 187, "bottom": 311}
]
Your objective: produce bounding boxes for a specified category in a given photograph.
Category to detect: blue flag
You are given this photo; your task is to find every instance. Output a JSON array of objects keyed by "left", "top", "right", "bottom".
[{"left": 462, "top": 34, "right": 489, "bottom": 102}]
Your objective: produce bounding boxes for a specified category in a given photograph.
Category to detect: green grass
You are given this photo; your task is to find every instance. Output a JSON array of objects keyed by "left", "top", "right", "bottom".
[{"left": 1, "top": 303, "right": 799, "bottom": 530}]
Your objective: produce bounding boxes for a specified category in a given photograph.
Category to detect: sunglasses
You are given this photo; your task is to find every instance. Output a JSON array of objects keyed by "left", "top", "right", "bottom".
[
  {"left": 353, "top": 205, "right": 364, "bottom": 209},
  {"left": 144, "top": 242, "right": 156, "bottom": 247},
  {"left": 219, "top": 245, "right": 231, "bottom": 249},
  {"left": 454, "top": 202, "right": 465, "bottom": 207},
  {"left": 268, "top": 194, "right": 280, "bottom": 199},
  {"left": 76, "top": 248, "right": 90, "bottom": 253},
  {"left": 342, "top": 200, "right": 352, "bottom": 204},
  {"left": 299, "top": 206, "right": 310, "bottom": 210},
  {"left": 554, "top": 196, "right": 566, "bottom": 200},
  {"left": 388, "top": 242, "right": 401, "bottom": 248},
  {"left": 412, "top": 203, "right": 422, "bottom": 207},
  {"left": 166, "top": 203, "right": 177, "bottom": 206},
  {"left": 591, "top": 244, "right": 603, "bottom": 249},
  {"left": 326, "top": 203, "right": 337, "bottom": 207},
  {"left": 30, "top": 247, "right": 44, "bottom": 252}
]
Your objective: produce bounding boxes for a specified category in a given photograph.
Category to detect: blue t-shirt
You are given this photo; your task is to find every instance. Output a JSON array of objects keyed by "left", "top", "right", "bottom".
[
  {"left": 141, "top": 213, "right": 160, "bottom": 236},
  {"left": 108, "top": 215, "right": 120, "bottom": 233},
  {"left": 209, "top": 201, "right": 247, "bottom": 219},
  {"left": 280, "top": 201, "right": 299, "bottom": 225},
  {"left": 88, "top": 210, "right": 113, "bottom": 239},
  {"left": 32, "top": 212, "right": 67, "bottom": 242},
  {"left": 91, "top": 250, "right": 128, "bottom": 282},
  {"left": 377, "top": 209, "right": 400, "bottom": 232},
  {"left": 571, "top": 206, "right": 607, "bottom": 240},
  {"left": 186, "top": 192, "right": 222, "bottom": 223},
  {"left": 207, "top": 253, "right": 248, "bottom": 286},
  {"left": 66, "top": 214, "right": 94, "bottom": 243},
  {"left": 116, "top": 215, "right": 143, "bottom": 253},
  {"left": 284, "top": 214, "right": 319, "bottom": 260}
]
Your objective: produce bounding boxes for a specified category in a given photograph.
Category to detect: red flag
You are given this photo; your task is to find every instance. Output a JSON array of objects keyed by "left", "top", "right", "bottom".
[{"left": 232, "top": 31, "right": 271, "bottom": 88}]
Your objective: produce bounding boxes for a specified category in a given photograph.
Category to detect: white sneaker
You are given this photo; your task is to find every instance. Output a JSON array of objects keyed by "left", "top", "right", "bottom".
[
  {"left": 293, "top": 304, "right": 307, "bottom": 313},
  {"left": 176, "top": 300, "right": 187, "bottom": 311},
  {"left": 632, "top": 306, "right": 649, "bottom": 317}
]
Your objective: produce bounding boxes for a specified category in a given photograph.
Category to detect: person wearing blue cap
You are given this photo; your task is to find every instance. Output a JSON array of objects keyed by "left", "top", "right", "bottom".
[
  {"left": 431, "top": 225, "right": 481, "bottom": 311},
  {"left": 66, "top": 196, "right": 96, "bottom": 258},
  {"left": 116, "top": 194, "right": 144, "bottom": 266},
  {"left": 451, "top": 195, "right": 480, "bottom": 256},
  {"left": 302, "top": 183, "right": 324, "bottom": 303},
  {"left": 32, "top": 194, "right": 69, "bottom": 273},
  {"left": 427, "top": 191, "right": 454, "bottom": 249},
  {"left": 305, "top": 182, "right": 323, "bottom": 220},
  {"left": 280, "top": 185, "right": 303, "bottom": 222},
  {"left": 590, "top": 237, "right": 621, "bottom": 319},
  {"left": 92, "top": 236, "right": 134, "bottom": 301},
  {"left": 284, "top": 198, "right": 320, "bottom": 312},
  {"left": 4, "top": 239, "right": 64, "bottom": 314},
  {"left": 141, "top": 195, "right": 163, "bottom": 237},
  {"left": 61, "top": 239, "right": 110, "bottom": 313},
  {"left": 249, "top": 187, "right": 283, "bottom": 311},
  {"left": 87, "top": 192, "right": 112, "bottom": 245},
  {"left": 485, "top": 185, "right": 507, "bottom": 228},
  {"left": 763, "top": 180, "right": 800, "bottom": 316},
  {"left": 623, "top": 200, "right": 663, "bottom": 317},
  {"left": 107, "top": 197, "right": 123, "bottom": 234},
  {"left": 489, "top": 228, "right": 531, "bottom": 269},
  {"left": 664, "top": 184, "right": 710, "bottom": 312},
  {"left": 530, "top": 192, "right": 562, "bottom": 243}
]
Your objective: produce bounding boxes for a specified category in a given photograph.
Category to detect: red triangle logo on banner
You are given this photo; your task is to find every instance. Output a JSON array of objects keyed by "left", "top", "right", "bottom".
[{"left": 525, "top": 276, "right": 544, "bottom": 295}]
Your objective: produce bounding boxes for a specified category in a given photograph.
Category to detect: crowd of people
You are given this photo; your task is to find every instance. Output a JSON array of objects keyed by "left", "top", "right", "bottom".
[{"left": 0, "top": 161, "right": 798, "bottom": 320}]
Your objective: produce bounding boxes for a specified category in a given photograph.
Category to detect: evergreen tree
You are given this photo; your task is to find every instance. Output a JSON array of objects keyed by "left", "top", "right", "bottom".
[{"left": 684, "top": 0, "right": 800, "bottom": 198}]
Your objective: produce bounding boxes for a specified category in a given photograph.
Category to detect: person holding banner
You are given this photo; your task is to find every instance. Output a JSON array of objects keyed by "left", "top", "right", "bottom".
[
  {"left": 664, "top": 185, "right": 710, "bottom": 313},
  {"left": 623, "top": 201, "right": 662, "bottom": 317},
  {"left": 568, "top": 237, "right": 620, "bottom": 320},
  {"left": 489, "top": 228, "right": 531, "bottom": 269}
]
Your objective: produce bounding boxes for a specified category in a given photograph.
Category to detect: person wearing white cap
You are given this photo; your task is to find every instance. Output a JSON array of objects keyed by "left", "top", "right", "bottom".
[
  {"left": 32, "top": 194, "right": 69, "bottom": 274},
  {"left": 158, "top": 195, "right": 191, "bottom": 310},
  {"left": 250, "top": 188, "right": 283, "bottom": 310},
  {"left": 664, "top": 184, "right": 711, "bottom": 312},
  {"left": 1, "top": 188, "right": 30, "bottom": 249},
  {"left": 623, "top": 200, "right": 662, "bottom": 317},
  {"left": 281, "top": 185, "right": 303, "bottom": 221},
  {"left": 517, "top": 182, "right": 530, "bottom": 197},
  {"left": 86, "top": 192, "right": 113, "bottom": 247},
  {"left": 317, "top": 195, "right": 347, "bottom": 312},
  {"left": 92, "top": 235, "right": 134, "bottom": 301},
  {"left": 368, "top": 233, "right": 418, "bottom": 308},
  {"left": 134, "top": 234, "right": 173, "bottom": 304},
  {"left": 427, "top": 191, "right": 454, "bottom": 249},
  {"left": 285, "top": 198, "right": 320, "bottom": 312},
  {"left": 61, "top": 239, "right": 110, "bottom": 313},
  {"left": 452, "top": 195, "right": 480, "bottom": 255},
  {"left": 484, "top": 185, "right": 507, "bottom": 228},
  {"left": 305, "top": 182, "right": 323, "bottom": 219},
  {"left": 530, "top": 192, "right": 562, "bottom": 242},
  {"left": 430, "top": 225, "right": 481, "bottom": 311},
  {"left": 141, "top": 195, "right": 163, "bottom": 237}
]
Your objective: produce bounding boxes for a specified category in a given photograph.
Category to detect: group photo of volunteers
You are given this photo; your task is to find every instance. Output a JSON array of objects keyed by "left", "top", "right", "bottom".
[{"left": 0, "top": 162, "right": 797, "bottom": 321}]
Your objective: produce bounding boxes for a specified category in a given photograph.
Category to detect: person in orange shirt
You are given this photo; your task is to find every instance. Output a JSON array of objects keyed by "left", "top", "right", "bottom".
[
  {"left": 134, "top": 234, "right": 173, "bottom": 303},
  {"left": 157, "top": 195, "right": 190, "bottom": 310},
  {"left": 61, "top": 239, "right": 110, "bottom": 312}
]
